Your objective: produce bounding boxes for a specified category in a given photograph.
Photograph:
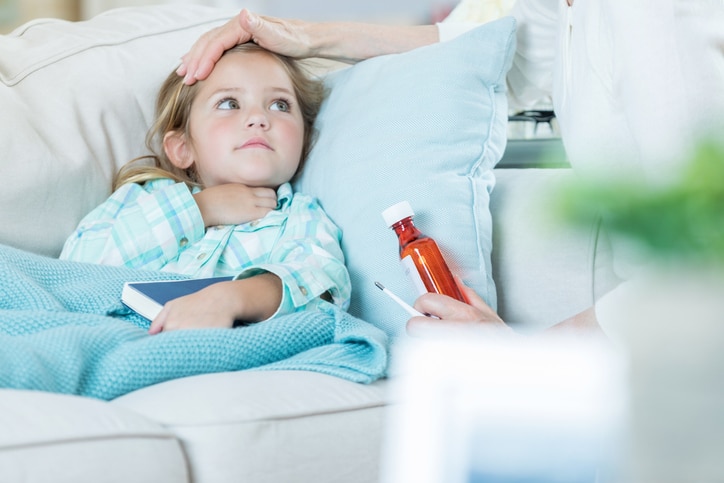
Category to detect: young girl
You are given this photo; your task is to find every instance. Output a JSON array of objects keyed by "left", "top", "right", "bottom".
[{"left": 60, "top": 43, "right": 350, "bottom": 334}]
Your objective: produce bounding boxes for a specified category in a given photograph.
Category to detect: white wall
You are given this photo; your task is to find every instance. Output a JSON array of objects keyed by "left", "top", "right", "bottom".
[
  {"left": 1, "top": 0, "right": 79, "bottom": 33},
  {"left": 81, "top": 0, "right": 454, "bottom": 24}
]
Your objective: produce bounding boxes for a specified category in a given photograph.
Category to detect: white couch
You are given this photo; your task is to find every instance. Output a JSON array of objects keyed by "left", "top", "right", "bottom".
[{"left": 0, "top": 6, "right": 617, "bottom": 483}]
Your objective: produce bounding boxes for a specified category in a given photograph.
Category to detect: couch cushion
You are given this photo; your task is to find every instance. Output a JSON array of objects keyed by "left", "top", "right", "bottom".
[
  {"left": 0, "top": 5, "right": 235, "bottom": 257},
  {"left": 0, "top": 389, "right": 187, "bottom": 483},
  {"left": 295, "top": 18, "right": 516, "bottom": 340},
  {"left": 113, "top": 370, "right": 389, "bottom": 483}
]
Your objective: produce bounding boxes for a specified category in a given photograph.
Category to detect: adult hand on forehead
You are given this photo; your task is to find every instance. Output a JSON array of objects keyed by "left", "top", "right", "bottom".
[{"left": 178, "top": 9, "right": 313, "bottom": 85}]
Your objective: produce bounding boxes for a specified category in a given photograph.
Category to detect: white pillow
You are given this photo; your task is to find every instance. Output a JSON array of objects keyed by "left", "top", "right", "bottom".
[
  {"left": 295, "top": 18, "right": 516, "bottom": 339},
  {"left": 0, "top": 5, "right": 234, "bottom": 256}
]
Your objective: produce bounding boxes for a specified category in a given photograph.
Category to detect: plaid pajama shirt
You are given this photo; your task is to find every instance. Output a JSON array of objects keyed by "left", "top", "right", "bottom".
[{"left": 61, "top": 179, "right": 350, "bottom": 315}]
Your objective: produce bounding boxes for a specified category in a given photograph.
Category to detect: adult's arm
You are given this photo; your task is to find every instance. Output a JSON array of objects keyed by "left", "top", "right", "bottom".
[
  {"left": 179, "top": 9, "right": 439, "bottom": 84},
  {"left": 409, "top": 279, "right": 605, "bottom": 339},
  {"left": 180, "top": 3, "right": 561, "bottom": 113}
]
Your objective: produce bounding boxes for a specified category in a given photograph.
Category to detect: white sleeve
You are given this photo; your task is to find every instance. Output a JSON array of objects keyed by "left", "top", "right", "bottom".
[
  {"left": 506, "top": 0, "right": 558, "bottom": 111},
  {"left": 437, "top": 0, "right": 559, "bottom": 111},
  {"left": 435, "top": 21, "right": 480, "bottom": 42},
  {"left": 611, "top": 0, "right": 724, "bottom": 176}
]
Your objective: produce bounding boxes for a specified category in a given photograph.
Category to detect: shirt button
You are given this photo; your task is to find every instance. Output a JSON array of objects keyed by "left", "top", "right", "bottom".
[
  {"left": 179, "top": 237, "right": 188, "bottom": 247},
  {"left": 196, "top": 253, "right": 206, "bottom": 261},
  {"left": 299, "top": 286, "right": 308, "bottom": 296},
  {"left": 250, "top": 220, "right": 260, "bottom": 227}
]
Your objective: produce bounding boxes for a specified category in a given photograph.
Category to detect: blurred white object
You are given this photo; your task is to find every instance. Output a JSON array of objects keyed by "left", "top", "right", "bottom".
[
  {"left": 599, "top": 268, "right": 724, "bottom": 482},
  {"left": 381, "top": 333, "right": 626, "bottom": 483}
]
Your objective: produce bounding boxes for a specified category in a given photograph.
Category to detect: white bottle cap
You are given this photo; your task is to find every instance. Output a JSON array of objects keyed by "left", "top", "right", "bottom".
[{"left": 382, "top": 200, "right": 414, "bottom": 227}]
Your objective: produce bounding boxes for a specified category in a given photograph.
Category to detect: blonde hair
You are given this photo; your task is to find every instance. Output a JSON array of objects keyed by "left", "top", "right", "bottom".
[{"left": 113, "top": 43, "right": 326, "bottom": 191}]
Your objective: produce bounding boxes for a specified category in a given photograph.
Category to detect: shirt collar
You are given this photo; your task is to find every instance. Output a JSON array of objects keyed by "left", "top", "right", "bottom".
[
  {"left": 191, "top": 181, "right": 293, "bottom": 210},
  {"left": 276, "top": 182, "right": 293, "bottom": 210}
]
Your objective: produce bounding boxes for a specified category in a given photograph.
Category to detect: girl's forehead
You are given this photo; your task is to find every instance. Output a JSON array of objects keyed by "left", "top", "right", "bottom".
[
  {"left": 213, "top": 50, "right": 290, "bottom": 79},
  {"left": 192, "top": 52, "right": 296, "bottom": 106}
]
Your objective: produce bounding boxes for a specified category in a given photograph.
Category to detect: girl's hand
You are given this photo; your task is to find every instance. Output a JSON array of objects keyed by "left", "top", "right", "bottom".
[
  {"left": 407, "top": 278, "right": 514, "bottom": 337},
  {"left": 148, "top": 281, "right": 241, "bottom": 334},
  {"left": 194, "top": 183, "right": 277, "bottom": 227},
  {"left": 148, "top": 274, "right": 282, "bottom": 334}
]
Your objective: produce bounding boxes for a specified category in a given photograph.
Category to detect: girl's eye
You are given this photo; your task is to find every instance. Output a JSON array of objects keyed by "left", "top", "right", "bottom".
[
  {"left": 217, "top": 98, "right": 239, "bottom": 110},
  {"left": 270, "top": 99, "right": 290, "bottom": 112}
]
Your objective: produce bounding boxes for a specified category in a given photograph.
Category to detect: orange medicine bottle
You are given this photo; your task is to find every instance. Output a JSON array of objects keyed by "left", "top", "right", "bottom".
[{"left": 382, "top": 201, "right": 466, "bottom": 302}]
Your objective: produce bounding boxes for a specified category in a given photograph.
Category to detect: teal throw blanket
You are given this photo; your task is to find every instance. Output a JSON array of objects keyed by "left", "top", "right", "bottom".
[{"left": 0, "top": 245, "right": 388, "bottom": 400}]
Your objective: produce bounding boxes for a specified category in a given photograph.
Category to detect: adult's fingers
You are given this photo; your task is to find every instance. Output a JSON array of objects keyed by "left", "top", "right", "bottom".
[{"left": 179, "top": 9, "right": 254, "bottom": 84}]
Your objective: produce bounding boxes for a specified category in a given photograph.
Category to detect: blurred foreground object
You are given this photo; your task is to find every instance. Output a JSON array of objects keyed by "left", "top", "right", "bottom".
[
  {"left": 560, "top": 138, "right": 724, "bottom": 481},
  {"left": 380, "top": 334, "right": 625, "bottom": 483},
  {"left": 614, "top": 268, "right": 724, "bottom": 482},
  {"left": 559, "top": 140, "right": 724, "bottom": 267}
]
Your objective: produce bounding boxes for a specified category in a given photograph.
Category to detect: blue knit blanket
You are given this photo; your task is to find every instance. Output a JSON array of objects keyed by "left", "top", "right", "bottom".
[{"left": 0, "top": 245, "right": 388, "bottom": 400}]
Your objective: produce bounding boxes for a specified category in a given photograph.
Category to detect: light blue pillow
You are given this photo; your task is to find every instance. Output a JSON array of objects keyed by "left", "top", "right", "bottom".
[{"left": 295, "top": 18, "right": 516, "bottom": 340}]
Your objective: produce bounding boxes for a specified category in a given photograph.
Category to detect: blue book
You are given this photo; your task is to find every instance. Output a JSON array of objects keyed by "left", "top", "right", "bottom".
[{"left": 122, "top": 276, "right": 234, "bottom": 321}]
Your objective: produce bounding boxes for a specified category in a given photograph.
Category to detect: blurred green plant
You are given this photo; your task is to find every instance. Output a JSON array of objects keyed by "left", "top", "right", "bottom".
[{"left": 558, "top": 141, "right": 724, "bottom": 265}]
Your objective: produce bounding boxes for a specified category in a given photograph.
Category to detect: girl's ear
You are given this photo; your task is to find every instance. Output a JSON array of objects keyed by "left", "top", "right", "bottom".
[{"left": 163, "top": 130, "right": 194, "bottom": 169}]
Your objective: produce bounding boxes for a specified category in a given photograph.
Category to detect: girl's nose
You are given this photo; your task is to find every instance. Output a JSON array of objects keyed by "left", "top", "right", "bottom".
[{"left": 246, "top": 109, "right": 269, "bottom": 129}]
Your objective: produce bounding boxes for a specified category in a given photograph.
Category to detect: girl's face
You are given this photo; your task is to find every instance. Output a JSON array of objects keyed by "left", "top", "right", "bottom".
[{"left": 177, "top": 50, "right": 305, "bottom": 189}]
